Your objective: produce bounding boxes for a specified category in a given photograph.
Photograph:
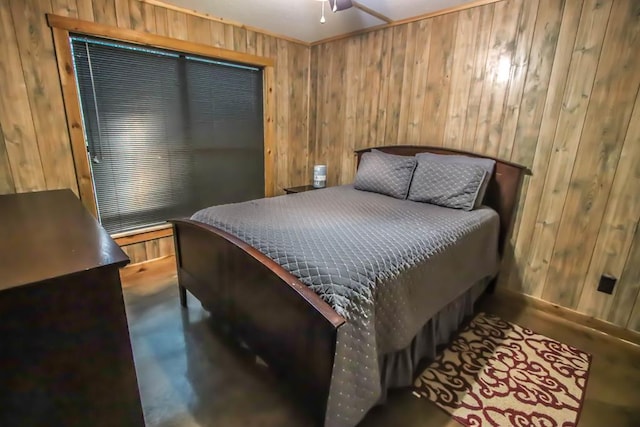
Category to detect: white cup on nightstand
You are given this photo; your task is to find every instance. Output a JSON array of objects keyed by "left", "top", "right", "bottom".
[{"left": 313, "top": 165, "right": 327, "bottom": 188}]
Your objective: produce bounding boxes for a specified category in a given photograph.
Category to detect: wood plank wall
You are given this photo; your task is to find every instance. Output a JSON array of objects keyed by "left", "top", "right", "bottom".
[
  {"left": 309, "top": 0, "right": 640, "bottom": 332},
  {"left": 121, "top": 235, "right": 175, "bottom": 264},
  {"left": 0, "top": 0, "right": 310, "bottom": 264}
]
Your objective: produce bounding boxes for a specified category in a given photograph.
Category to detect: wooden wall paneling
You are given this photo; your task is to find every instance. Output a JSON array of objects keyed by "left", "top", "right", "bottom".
[
  {"left": 382, "top": 25, "right": 408, "bottom": 147},
  {"left": 92, "top": 0, "right": 118, "bottom": 26},
  {"left": 352, "top": 36, "right": 367, "bottom": 153},
  {"left": 313, "top": 42, "right": 332, "bottom": 184},
  {"left": 158, "top": 235, "right": 175, "bottom": 256},
  {"left": 310, "top": 43, "right": 325, "bottom": 168},
  {"left": 472, "top": 0, "right": 523, "bottom": 157},
  {"left": 51, "top": 0, "right": 78, "bottom": 17},
  {"left": 505, "top": 0, "right": 582, "bottom": 294},
  {"left": 422, "top": 13, "right": 457, "bottom": 146},
  {"left": 263, "top": 64, "right": 276, "bottom": 197},
  {"left": 579, "top": 90, "right": 640, "bottom": 323},
  {"left": 166, "top": 9, "right": 188, "bottom": 40},
  {"left": 374, "top": 26, "right": 394, "bottom": 149},
  {"left": 497, "top": 0, "right": 565, "bottom": 289},
  {"left": 459, "top": 3, "right": 494, "bottom": 151},
  {"left": 443, "top": 7, "right": 482, "bottom": 150},
  {"left": 289, "top": 42, "right": 310, "bottom": 187},
  {"left": 318, "top": 40, "right": 344, "bottom": 185},
  {"left": 495, "top": 0, "right": 538, "bottom": 160},
  {"left": 286, "top": 40, "right": 303, "bottom": 188},
  {"left": 405, "top": 20, "right": 433, "bottom": 145},
  {"left": 47, "top": 15, "right": 273, "bottom": 66},
  {"left": 257, "top": 34, "right": 276, "bottom": 197},
  {"left": 144, "top": 238, "right": 160, "bottom": 259},
  {"left": 312, "top": 42, "right": 328, "bottom": 182},
  {"left": 75, "top": 0, "right": 93, "bottom": 21},
  {"left": 233, "top": 27, "right": 247, "bottom": 52},
  {"left": 308, "top": 45, "right": 319, "bottom": 171},
  {"left": 342, "top": 37, "right": 360, "bottom": 161},
  {"left": 140, "top": 3, "right": 156, "bottom": 33},
  {"left": 396, "top": 23, "right": 420, "bottom": 146},
  {"left": 363, "top": 31, "right": 385, "bottom": 148},
  {"left": 254, "top": 33, "right": 269, "bottom": 67},
  {"left": 606, "top": 103, "right": 640, "bottom": 327},
  {"left": 187, "top": 15, "right": 213, "bottom": 45},
  {"left": 128, "top": 0, "right": 156, "bottom": 33},
  {"left": 352, "top": 33, "right": 369, "bottom": 152},
  {"left": 339, "top": 36, "right": 362, "bottom": 184},
  {"left": 0, "top": 3, "right": 47, "bottom": 192},
  {"left": 0, "top": 123, "right": 15, "bottom": 195},
  {"left": 623, "top": 224, "right": 640, "bottom": 332},
  {"left": 114, "top": 0, "right": 131, "bottom": 28},
  {"left": 509, "top": 0, "right": 566, "bottom": 169},
  {"left": 543, "top": 0, "right": 640, "bottom": 308},
  {"left": 275, "top": 39, "right": 290, "bottom": 192},
  {"left": 122, "top": 242, "right": 146, "bottom": 264},
  {"left": 522, "top": 0, "right": 613, "bottom": 298},
  {"left": 246, "top": 30, "right": 257, "bottom": 55},
  {"left": 210, "top": 21, "right": 226, "bottom": 48},
  {"left": 128, "top": 0, "right": 144, "bottom": 30},
  {"left": 266, "top": 36, "right": 278, "bottom": 195},
  {"left": 330, "top": 40, "right": 348, "bottom": 187},
  {"left": 9, "top": 0, "right": 79, "bottom": 195},
  {"left": 153, "top": 4, "right": 168, "bottom": 36},
  {"left": 224, "top": 25, "right": 235, "bottom": 49}
]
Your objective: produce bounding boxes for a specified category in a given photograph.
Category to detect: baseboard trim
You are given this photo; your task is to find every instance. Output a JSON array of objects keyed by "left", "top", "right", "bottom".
[{"left": 494, "top": 289, "right": 640, "bottom": 349}]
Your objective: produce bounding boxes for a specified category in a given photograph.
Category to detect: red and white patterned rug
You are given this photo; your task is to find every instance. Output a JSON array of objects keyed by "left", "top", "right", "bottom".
[{"left": 413, "top": 313, "right": 592, "bottom": 427}]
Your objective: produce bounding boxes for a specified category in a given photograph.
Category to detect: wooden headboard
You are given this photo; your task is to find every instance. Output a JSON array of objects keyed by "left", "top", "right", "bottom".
[{"left": 355, "top": 146, "right": 528, "bottom": 255}]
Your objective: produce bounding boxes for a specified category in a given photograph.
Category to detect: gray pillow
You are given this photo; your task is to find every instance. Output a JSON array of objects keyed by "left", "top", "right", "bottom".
[
  {"left": 354, "top": 151, "right": 417, "bottom": 199},
  {"left": 415, "top": 153, "right": 495, "bottom": 208},
  {"left": 408, "top": 157, "right": 487, "bottom": 211}
]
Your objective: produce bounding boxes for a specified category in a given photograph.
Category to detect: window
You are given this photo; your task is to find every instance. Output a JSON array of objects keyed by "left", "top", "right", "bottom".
[{"left": 71, "top": 36, "right": 265, "bottom": 234}]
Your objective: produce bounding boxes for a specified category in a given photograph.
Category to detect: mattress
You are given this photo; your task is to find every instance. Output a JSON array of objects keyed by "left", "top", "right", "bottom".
[{"left": 192, "top": 185, "right": 500, "bottom": 426}]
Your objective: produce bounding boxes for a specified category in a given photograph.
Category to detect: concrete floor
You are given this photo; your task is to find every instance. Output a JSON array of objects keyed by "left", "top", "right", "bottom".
[{"left": 122, "top": 261, "right": 640, "bottom": 427}]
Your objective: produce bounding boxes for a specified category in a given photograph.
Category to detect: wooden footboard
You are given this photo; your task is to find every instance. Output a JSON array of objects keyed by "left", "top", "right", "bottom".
[{"left": 170, "top": 219, "right": 345, "bottom": 422}]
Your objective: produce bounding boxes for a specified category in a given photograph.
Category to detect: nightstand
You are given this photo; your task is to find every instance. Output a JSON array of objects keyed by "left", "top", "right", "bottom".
[{"left": 284, "top": 185, "right": 321, "bottom": 194}]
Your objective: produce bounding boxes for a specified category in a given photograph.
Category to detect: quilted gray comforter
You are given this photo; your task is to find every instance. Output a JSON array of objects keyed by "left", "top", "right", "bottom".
[{"left": 191, "top": 185, "right": 499, "bottom": 427}]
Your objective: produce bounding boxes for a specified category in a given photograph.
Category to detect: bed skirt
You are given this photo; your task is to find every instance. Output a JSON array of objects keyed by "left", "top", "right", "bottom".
[{"left": 377, "top": 278, "right": 489, "bottom": 402}]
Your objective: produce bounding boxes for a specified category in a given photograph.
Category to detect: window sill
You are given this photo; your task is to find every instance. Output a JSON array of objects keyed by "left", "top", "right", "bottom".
[{"left": 112, "top": 223, "right": 173, "bottom": 246}]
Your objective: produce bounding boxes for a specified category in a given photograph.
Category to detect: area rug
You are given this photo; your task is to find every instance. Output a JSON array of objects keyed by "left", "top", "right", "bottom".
[{"left": 413, "top": 313, "right": 591, "bottom": 427}]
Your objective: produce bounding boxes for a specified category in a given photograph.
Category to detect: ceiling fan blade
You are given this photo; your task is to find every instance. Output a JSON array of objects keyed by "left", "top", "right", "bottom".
[{"left": 329, "top": 0, "right": 353, "bottom": 12}]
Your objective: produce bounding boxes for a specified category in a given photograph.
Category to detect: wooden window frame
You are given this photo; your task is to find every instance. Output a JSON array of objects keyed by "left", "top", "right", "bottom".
[
  {"left": 112, "top": 223, "right": 173, "bottom": 246},
  {"left": 47, "top": 14, "right": 276, "bottom": 220}
]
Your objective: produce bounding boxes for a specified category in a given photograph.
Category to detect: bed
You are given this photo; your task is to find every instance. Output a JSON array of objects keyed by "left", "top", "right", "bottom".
[{"left": 170, "top": 145, "right": 526, "bottom": 426}]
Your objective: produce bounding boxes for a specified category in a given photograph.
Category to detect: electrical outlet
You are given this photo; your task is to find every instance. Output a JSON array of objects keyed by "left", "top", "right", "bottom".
[{"left": 597, "top": 275, "right": 616, "bottom": 295}]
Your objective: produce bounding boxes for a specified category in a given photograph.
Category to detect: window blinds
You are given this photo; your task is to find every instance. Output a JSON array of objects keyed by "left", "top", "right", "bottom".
[{"left": 71, "top": 36, "right": 264, "bottom": 234}]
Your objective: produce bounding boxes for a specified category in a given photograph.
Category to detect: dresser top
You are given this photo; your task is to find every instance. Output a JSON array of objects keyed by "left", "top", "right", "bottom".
[{"left": 0, "top": 190, "right": 129, "bottom": 292}]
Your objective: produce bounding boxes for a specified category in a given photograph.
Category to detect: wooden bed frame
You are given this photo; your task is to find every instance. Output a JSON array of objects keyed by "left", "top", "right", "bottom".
[{"left": 170, "top": 146, "right": 526, "bottom": 423}]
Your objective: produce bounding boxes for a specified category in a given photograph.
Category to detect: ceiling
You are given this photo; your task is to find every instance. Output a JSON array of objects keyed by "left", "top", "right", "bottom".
[{"left": 161, "top": 0, "right": 480, "bottom": 43}]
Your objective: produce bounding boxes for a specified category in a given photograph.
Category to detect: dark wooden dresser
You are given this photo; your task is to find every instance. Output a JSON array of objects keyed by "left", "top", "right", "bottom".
[{"left": 0, "top": 190, "right": 144, "bottom": 427}]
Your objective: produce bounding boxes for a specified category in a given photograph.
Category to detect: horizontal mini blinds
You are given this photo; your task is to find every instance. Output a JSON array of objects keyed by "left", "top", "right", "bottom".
[{"left": 71, "top": 36, "right": 264, "bottom": 234}]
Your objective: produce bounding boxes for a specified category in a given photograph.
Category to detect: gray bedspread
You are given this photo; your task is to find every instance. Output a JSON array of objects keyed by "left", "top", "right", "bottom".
[{"left": 191, "top": 185, "right": 500, "bottom": 427}]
